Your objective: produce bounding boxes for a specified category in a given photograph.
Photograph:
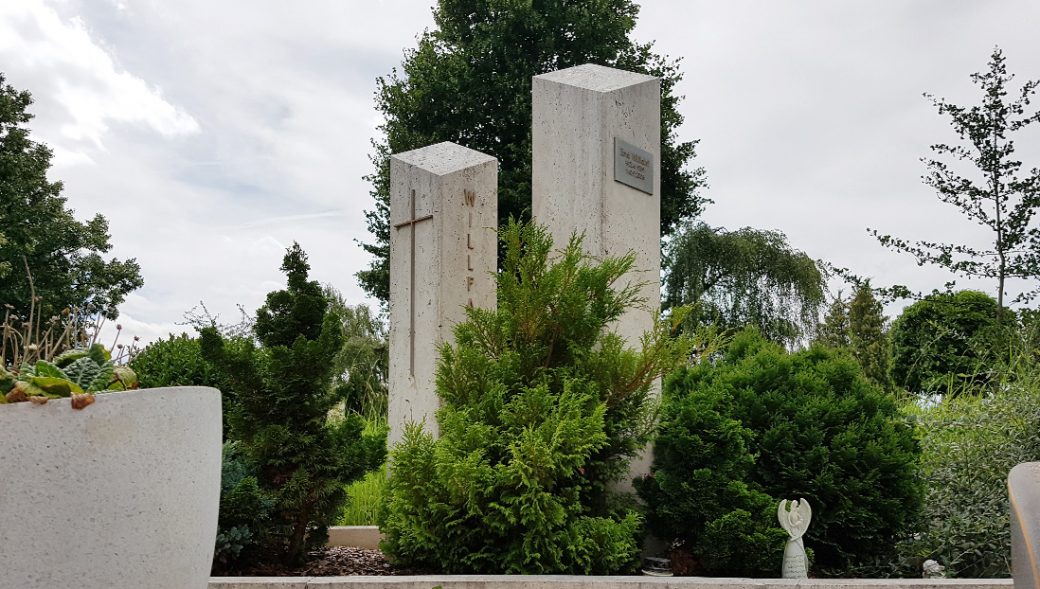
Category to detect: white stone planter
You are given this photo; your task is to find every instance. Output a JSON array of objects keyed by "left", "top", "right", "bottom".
[{"left": 0, "top": 386, "right": 222, "bottom": 589}]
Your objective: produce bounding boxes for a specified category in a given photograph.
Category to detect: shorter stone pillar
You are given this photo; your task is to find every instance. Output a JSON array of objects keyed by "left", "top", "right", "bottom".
[{"left": 388, "top": 142, "right": 497, "bottom": 448}]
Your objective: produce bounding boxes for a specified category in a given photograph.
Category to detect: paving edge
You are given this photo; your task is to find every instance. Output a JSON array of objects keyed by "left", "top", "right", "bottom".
[{"left": 209, "top": 576, "right": 1013, "bottom": 589}]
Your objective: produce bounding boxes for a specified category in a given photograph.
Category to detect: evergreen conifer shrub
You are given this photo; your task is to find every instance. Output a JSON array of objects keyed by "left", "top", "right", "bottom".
[
  {"left": 639, "top": 329, "right": 923, "bottom": 576},
  {"left": 380, "top": 221, "right": 693, "bottom": 574},
  {"left": 201, "top": 243, "right": 385, "bottom": 566}
]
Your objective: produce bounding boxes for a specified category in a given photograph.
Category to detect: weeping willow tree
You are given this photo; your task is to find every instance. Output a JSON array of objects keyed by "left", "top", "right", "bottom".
[{"left": 664, "top": 222, "right": 826, "bottom": 346}]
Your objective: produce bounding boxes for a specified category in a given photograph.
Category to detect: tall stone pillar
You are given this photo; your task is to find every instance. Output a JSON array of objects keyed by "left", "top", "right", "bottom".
[
  {"left": 388, "top": 141, "right": 497, "bottom": 448},
  {"left": 532, "top": 63, "right": 661, "bottom": 487}
]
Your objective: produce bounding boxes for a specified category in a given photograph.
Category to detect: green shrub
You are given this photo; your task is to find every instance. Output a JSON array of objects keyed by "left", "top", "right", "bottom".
[
  {"left": 202, "top": 243, "right": 385, "bottom": 566},
  {"left": 212, "top": 442, "right": 273, "bottom": 572},
  {"left": 640, "top": 329, "right": 923, "bottom": 576},
  {"left": 636, "top": 383, "right": 786, "bottom": 576},
  {"left": 379, "top": 221, "right": 693, "bottom": 574},
  {"left": 890, "top": 290, "right": 1014, "bottom": 395},
  {"left": 130, "top": 332, "right": 245, "bottom": 431},
  {"left": 898, "top": 376, "right": 1040, "bottom": 577},
  {"left": 132, "top": 333, "right": 222, "bottom": 389}
]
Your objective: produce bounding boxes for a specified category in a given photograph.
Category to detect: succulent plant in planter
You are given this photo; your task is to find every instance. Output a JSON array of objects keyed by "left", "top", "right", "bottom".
[
  {"left": 1, "top": 342, "right": 139, "bottom": 408},
  {"left": 1, "top": 296, "right": 140, "bottom": 408}
]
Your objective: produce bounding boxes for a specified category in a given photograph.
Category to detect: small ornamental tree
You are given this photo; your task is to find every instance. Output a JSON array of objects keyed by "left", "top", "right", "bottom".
[
  {"left": 640, "top": 329, "right": 923, "bottom": 576},
  {"left": 380, "top": 221, "right": 694, "bottom": 574},
  {"left": 201, "top": 243, "right": 384, "bottom": 566}
]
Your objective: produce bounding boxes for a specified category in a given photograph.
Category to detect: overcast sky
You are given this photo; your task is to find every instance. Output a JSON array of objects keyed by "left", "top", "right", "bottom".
[{"left": 2, "top": 1, "right": 1039, "bottom": 346}]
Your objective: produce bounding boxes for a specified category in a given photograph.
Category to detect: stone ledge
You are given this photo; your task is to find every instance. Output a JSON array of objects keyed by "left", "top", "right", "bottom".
[
  {"left": 210, "top": 577, "right": 1013, "bottom": 589},
  {"left": 327, "top": 526, "right": 383, "bottom": 549}
]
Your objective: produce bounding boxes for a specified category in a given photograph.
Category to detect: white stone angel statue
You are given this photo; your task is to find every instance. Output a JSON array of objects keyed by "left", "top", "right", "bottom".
[{"left": 777, "top": 498, "right": 812, "bottom": 578}]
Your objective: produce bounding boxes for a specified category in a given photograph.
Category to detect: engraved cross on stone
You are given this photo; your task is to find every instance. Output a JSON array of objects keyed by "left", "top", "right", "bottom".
[{"left": 393, "top": 189, "right": 433, "bottom": 377}]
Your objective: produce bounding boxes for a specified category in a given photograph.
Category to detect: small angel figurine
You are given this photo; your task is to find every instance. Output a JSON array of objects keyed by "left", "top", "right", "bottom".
[{"left": 778, "top": 498, "right": 812, "bottom": 578}]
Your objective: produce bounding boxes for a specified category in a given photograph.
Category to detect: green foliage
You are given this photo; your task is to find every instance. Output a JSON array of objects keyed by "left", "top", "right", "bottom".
[
  {"left": 890, "top": 290, "right": 1014, "bottom": 395},
  {"left": 212, "top": 441, "right": 274, "bottom": 572},
  {"left": 817, "top": 292, "right": 852, "bottom": 349},
  {"left": 133, "top": 333, "right": 221, "bottom": 389},
  {"left": 0, "top": 73, "right": 142, "bottom": 323},
  {"left": 324, "top": 288, "right": 388, "bottom": 419},
  {"left": 641, "top": 329, "right": 922, "bottom": 576},
  {"left": 2, "top": 342, "right": 137, "bottom": 406},
  {"left": 636, "top": 382, "right": 787, "bottom": 576},
  {"left": 816, "top": 283, "right": 892, "bottom": 390},
  {"left": 870, "top": 48, "right": 1040, "bottom": 310},
  {"left": 663, "top": 222, "right": 826, "bottom": 347},
  {"left": 898, "top": 377, "right": 1040, "bottom": 577},
  {"left": 130, "top": 332, "right": 250, "bottom": 435},
  {"left": 380, "top": 221, "right": 694, "bottom": 574},
  {"left": 338, "top": 464, "right": 388, "bottom": 526},
  {"left": 357, "top": 0, "right": 707, "bottom": 304},
  {"left": 201, "top": 243, "right": 385, "bottom": 566}
]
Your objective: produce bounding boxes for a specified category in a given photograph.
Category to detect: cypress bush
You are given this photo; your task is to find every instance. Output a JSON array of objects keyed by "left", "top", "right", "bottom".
[
  {"left": 639, "top": 329, "right": 923, "bottom": 576},
  {"left": 202, "top": 243, "right": 385, "bottom": 567},
  {"left": 379, "top": 221, "right": 693, "bottom": 574}
]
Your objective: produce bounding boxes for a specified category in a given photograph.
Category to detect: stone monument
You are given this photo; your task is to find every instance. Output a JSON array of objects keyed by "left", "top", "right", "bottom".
[
  {"left": 388, "top": 141, "right": 498, "bottom": 448},
  {"left": 531, "top": 63, "right": 661, "bottom": 485},
  {"left": 778, "top": 498, "right": 812, "bottom": 579},
  {"left": 1009, "top": 462, "right": 1040, "bottom": 589}
]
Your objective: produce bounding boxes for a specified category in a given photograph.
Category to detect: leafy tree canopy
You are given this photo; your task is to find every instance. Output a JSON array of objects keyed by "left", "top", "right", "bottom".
[
  {"left": 663, "top": 222, "right": 825, "bottom": 347},
  {"left": 890, "top": 290, "right": 1015, "bottom": 395},
  {"left": 870, "top": 48, "right": 1040, "bottom": 310},
  {"left": 357, "top": 0, "right": 707, "bottom": 304},
  {"left": 0, "top": 73, "right": 142, "bottom": 322}
]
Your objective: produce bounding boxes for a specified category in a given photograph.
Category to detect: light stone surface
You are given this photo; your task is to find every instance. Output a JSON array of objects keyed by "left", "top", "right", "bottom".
[
  {"left": 388, "top": 141, "right": 497, "bottom": 447},
  {"left": 326, "top": 526, "right": 383, "bottom": 549},
  {"left": 0, "top": 386, "right": 222, "bottom": 589},
  {"left": 1009, "top": 462, "right": 1040, "bottom": 589},
  {"left": 532, "top": 63, "right": 661, "bottom": 487}
]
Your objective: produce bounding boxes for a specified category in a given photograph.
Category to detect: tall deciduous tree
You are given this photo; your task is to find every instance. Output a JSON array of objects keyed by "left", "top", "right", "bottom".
[
  {"left": 0, "top": 73, "right": 142, "bottom": 322},
  {"left": 870, "top": 48, "right": 1040, "bottom": 311},
  {"left": 357, "top": 0, "right": 707, "bottom": 304},
  {"left": 663, "top": 222, "right": 826, "bottom": 347}
]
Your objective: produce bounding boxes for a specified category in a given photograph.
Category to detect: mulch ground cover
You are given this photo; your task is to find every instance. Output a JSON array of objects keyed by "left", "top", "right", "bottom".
[{"left": 223, "top": 547, "right": 425, "bottom": 577}]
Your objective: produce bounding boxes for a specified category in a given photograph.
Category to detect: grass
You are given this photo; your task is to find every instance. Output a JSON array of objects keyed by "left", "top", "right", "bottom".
[{"left": 339, "top": 463, "right": 388, "bottom": 526}]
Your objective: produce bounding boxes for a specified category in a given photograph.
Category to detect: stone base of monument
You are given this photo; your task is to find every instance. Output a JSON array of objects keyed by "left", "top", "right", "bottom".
[{"left": 326, "top": 526, "right": 383, "bottom": 550}]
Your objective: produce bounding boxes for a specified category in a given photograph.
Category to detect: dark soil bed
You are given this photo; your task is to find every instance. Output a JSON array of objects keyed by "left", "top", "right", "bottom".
[{"left": 221, "top": 547, "right": 423, "bottom": 577}]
